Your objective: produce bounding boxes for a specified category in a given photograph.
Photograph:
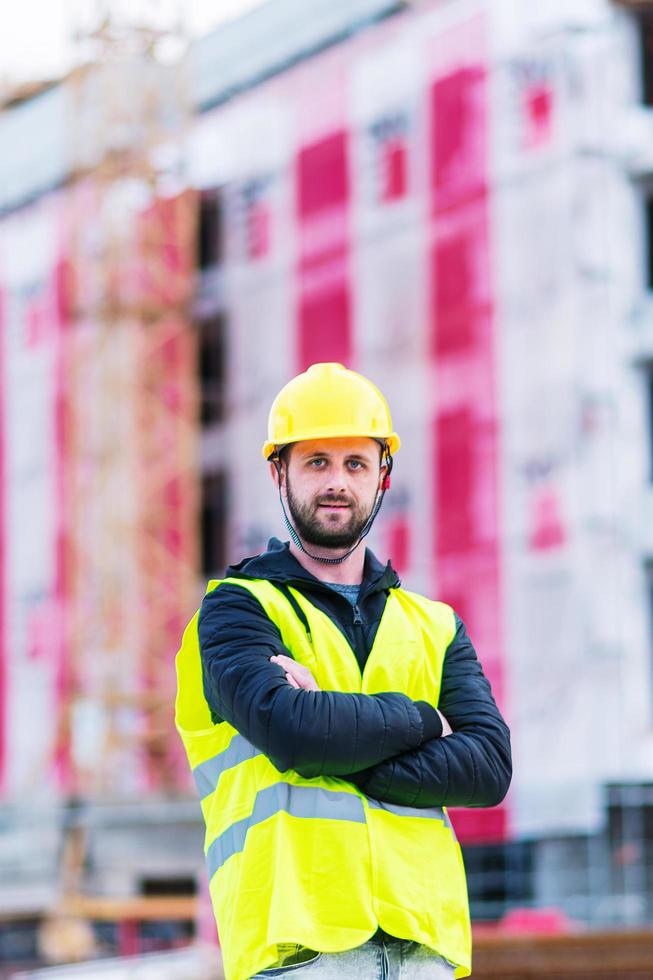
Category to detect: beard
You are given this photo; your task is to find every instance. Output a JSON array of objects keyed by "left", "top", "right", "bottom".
[{"left": 286, "top": 477, "right": 375, "bottom": 550}]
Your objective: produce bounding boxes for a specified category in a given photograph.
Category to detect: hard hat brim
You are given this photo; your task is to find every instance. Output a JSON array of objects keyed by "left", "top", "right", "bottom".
[{"left": 263, "top": 431, "right": 400, "bottom": 460}]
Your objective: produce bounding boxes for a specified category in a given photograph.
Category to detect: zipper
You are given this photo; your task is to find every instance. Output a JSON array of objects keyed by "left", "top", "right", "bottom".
[
  {"left": 351, "top": 602, "right": 367, "bottom": 673},
  {"left": 283, "top": 577, "right": 373, "bottom": 674}
]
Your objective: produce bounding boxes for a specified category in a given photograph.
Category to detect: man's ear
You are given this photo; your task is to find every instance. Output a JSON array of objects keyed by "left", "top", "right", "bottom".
[
  {"left": 378, "top": 464, "right": 391, "bottom": 493},
  {"left": 379, "top": 452, "right": 393, "bottom": 491},
  {"left": 269, "top": 458, "right": 285, "bottom": 491}
]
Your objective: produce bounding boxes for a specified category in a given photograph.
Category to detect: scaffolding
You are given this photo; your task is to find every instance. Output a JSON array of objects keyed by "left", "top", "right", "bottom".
[{"left": 57, "top": 2, "right": 199, "bottom": 799}]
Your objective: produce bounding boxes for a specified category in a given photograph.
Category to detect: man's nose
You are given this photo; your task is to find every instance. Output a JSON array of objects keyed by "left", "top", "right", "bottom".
[{"left": 325, "top": 464, "right": 348, "bottom": 492}]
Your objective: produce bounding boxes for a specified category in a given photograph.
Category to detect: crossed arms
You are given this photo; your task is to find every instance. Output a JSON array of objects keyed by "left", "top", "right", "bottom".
[{"left": 198, "top": 585, "right": 512, "bottom": 808}]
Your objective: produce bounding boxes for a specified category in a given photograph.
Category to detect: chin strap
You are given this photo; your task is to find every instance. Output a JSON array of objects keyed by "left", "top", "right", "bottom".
[{"left": 273, "top": 451, "right": 393, "bottom": 566}]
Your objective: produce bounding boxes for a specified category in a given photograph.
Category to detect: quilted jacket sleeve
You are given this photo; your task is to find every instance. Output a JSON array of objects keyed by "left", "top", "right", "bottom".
[
  {"left": 348, "top": 616, "right": 512, "bottom": 807},
  {"left": 198, "top": 584, "right": 438, "bottom": 779}
]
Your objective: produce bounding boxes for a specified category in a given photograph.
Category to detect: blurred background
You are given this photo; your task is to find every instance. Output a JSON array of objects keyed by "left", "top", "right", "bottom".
[{"left": 1, "top": 0, "right": 653, "bottom": 976}]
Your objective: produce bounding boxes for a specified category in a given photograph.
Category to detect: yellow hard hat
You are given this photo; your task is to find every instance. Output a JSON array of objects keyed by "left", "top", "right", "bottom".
[{"left": 262, "top": 362, "right": 400, "bottom": 459}]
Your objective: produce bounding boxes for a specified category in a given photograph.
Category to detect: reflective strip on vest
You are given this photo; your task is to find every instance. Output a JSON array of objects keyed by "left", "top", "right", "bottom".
[
  {"left": 193, "top": 734, "right": 260, "bottom": 800},
  {"left": 366, "top": 798, "right": 455, "bottom": 832},
  {"left": 206, "top": 783, "right": 366, "bottom": 880}
]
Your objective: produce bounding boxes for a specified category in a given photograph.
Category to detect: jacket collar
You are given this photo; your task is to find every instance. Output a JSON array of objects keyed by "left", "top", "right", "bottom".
[{"left": 225, "top": 537, "right": 399, "bottom": 599}]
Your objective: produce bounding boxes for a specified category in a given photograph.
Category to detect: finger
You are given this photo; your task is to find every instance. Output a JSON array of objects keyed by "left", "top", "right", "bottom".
[{"left": 285, "top": 672, "right": 300, "bottom": 688}]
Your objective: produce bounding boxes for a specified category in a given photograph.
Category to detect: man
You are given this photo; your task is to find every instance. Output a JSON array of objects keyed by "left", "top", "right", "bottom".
[{"left": 175, "top": 362, "right": 511, "bottom": 980}]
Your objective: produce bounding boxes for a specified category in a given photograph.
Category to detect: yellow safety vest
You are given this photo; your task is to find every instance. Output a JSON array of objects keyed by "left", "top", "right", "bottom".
[{"left": 175, "top": 577, "right": 471, "bottom": 980}]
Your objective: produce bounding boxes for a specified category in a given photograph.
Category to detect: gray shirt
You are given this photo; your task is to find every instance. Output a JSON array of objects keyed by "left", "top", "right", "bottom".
[{"left": 324, "top": 582, "right": 360, "bottom": 607}]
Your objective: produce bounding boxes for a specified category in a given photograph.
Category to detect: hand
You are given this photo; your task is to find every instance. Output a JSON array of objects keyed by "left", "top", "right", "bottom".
[
  {"left": 271, "top": 654, "right": 321, "bottom": 692},
  {"left": 437, "top": 710, "right": 453, "bottom": 737}
]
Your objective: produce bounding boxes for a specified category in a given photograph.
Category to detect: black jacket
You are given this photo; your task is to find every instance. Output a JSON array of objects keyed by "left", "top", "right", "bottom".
[{"left": 198, "top": 538, "right": 511, "bottom": 808}]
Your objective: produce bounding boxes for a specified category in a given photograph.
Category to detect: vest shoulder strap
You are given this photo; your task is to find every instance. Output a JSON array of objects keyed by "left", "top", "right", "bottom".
[
  {"left": 389, "top": 587, "right": 458, "bottom": 648},
  {"left": 207, "top": 576, "right": 312, "bottom": 640}
]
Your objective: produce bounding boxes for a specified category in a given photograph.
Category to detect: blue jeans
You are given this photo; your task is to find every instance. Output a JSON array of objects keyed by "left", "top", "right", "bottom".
[{"left": 251, "top": 938, "right": 456, "bottom": 978}]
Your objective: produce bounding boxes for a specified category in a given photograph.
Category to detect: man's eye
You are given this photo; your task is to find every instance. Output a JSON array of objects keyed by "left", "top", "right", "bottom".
[
  {"left": 308, "top": 458, "right": 326, "bottom": 467},
  {"left": 348, "top": 460, "right": 364, "bottom": 470}
]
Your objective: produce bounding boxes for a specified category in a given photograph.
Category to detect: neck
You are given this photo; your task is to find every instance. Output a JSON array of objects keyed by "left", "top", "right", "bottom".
[{"left": 289, "top": 538, "right": 365, "bottom": 584}]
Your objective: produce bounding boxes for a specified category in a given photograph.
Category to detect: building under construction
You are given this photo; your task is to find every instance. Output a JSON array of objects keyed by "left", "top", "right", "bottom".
[{"left": 1, "top": 0, "right": 653, "bottom": 974}]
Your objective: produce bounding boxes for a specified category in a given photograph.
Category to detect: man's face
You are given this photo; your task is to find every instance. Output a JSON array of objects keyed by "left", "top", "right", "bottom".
[{"left": 274, "top": 437, "right": 385, "bottom": 550}]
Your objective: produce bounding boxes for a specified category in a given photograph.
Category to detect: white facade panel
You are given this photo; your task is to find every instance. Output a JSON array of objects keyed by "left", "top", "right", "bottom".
[
  {"left": 0, "top": 197, "right": 63, "bottom": 798},
  {"left": 0, "top": 87, "right": 67, "bottom": 213}
]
